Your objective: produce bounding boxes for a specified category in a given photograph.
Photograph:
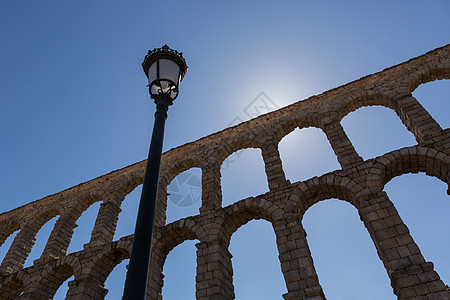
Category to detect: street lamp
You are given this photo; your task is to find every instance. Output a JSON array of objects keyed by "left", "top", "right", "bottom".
[{"left": 123, "top": 44, "right": 188, "bottom": 299}]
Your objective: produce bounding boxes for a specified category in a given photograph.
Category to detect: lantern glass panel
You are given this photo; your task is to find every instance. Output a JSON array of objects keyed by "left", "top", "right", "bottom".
[
  {"left": 159, "top": 59, "right": 181, "bottom": 85},
  {"left": 147, "top": 58, "right": 181, "bottom": 99},
  {"left": 147, "top": 61, "right": 158, "bottom": 87}
]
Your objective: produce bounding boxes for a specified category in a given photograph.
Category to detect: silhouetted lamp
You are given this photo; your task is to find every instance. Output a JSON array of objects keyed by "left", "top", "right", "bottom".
[
  {"left": 123, "top": 44, "right": 188, "bottom": 300},
  {"left": 144, "top": 44, "right": 187, "bottom": 101}
]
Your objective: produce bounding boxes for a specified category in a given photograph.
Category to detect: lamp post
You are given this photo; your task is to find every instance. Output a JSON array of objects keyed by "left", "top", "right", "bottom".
[{"left": 123, "top": 44, "right": 188, "bottom": 299}]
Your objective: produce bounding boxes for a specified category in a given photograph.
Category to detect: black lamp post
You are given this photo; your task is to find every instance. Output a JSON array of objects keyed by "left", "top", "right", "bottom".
[{"left": 123, "top": 44, "right": 188, "bottom": 299}]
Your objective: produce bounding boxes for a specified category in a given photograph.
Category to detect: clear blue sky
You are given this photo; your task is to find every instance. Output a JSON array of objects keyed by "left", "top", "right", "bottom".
[{"left": 0, "top": 1, "right": 449, "bottom": 299}]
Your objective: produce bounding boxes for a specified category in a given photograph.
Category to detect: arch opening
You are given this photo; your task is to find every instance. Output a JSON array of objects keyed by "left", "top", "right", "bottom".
[
  {"left": 221, "top": 148, "right": 268, "bottom": 207},
  {"left": 80, "top": 247, "right": 130, "bottom": 299},
  {"left": 37, "top": 263, "right": 74, "bottom": 299},
  {"left": 341, "top": 106, "right": 416, "bottom": 160},
  {"left": 384, "top": 173, "right": 449, "bottom": 285},
  {"left": 229, "top": 219, "right": 287, "bottom": 299},
  {"left": 53, "top": 274, "right": 74, "bottom": 299},
  {"left": 412, "top": 79, "right": 450, "bottom": 129},
  {"left": 67, "top": 201, "right": 101, "bottom": 254},
  {"left": 166, "top": 168, "right": 202, "bottom": 224},
  {"left": 114, "top": 184, "right": 142, "bottom": 240},
  {"left": 0, "top": 227, "right": 20, "bottom": 265},
  {"left": 279, "top": 127, "right": 340, "bottom": 183},
  {"left": 24, "top": 215, "right": 58, "bottom": 267},
  {"left": 161, "top": 239, "right": 198, "bottom": 300},
  {"left": 104, "top": 258, "right": 128, "bottom": 299},
  {"left": 302, "top": 199, "right": 395, "bottom": 299}
]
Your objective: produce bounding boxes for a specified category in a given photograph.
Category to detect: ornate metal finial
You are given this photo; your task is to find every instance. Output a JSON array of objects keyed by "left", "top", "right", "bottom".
[{"left": 142, "top": 44, "right": 188, "bottom": 80}]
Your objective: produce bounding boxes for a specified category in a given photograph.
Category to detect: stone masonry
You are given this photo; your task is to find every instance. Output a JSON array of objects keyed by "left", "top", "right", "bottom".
[{"left": 0, "top": 45, "right": 449, "bottom": 299}]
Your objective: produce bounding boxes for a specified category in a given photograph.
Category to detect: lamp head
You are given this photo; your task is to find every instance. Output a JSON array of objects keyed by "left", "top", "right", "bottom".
[{"left": 142, "top": 44, "right": 188, "bottom": 101}]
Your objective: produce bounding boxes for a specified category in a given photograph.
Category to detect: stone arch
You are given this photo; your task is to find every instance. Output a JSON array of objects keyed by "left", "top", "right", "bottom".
[
  {"left": 147, "top": 218, "right": 203, "bottom": 300},
  {"left": 68, "top": 193, "right": 103, "bottom": 218},
  {"left": 0, "top": 222, "right": 20, "bottom": 248},
  {"left": 366, "top": 146, "right": 449, "bottom": 192},
  {"left": 85, "top": 245, "right": 130, "bottom": 285},
  {"left": 334, "top": 92, "right": 396, "bottom": 122},
  {"left": 289, "top": 175, "right": 402, "bottom": 298},
  {"left": 160, "top": 156, "right": 207, "bottom": 185},
  {"left": 63, "top": 239, "right": 133, "bottom": 299},
  {"left": 0, "top": 208, "right": 61, "bottom": 273},
  {"left": 337, "top": 95, "right": 425, "bottom": 162},
  {"left": 23, "top": 208, "right": 61, "bottom": 266},
  {"left": 109, "top": 173, "right": 144, "bottom": 205},
  {"left": 300, "top": 198, "right": 398, "bottom": 299},
  {"left": 65, "top": 193, "right": 103, "bottom": 247},
  {"left": 152, "top": 218, "right": 205, "bottom": 264},
  {"left": 223, "top": 199, "right": 290, "bottom": 299},
  {"left": 334, "top": 91, "right": 438, "bottom": 146},
  {"left": 89, "top": 174, "right": 144, "bottom": 245},
  {"left": 221, "top": 149, "right": 270, "bottom": 209},
  {"left": 290, "top": 174, "right": 366, "bottom": 216},
  {"left": 160, "top": 157, "right": 206, "bottom": 222},
  {"left": 220, "top": 197, "right": 282, "bottom": 246},
  {"left": 194, "top": 198, "right": 283, "bottom": 300},
  {"left": 216, "top": 136, "right": 261, "bottom": 164},
  {"left": 219, "top": 196, "right": 326, "bottom": 299},
  {"left": 278, "top": 117, "right": 352, "bottom": 179},
  {"left": 334, "top": 91, "right": 432, "bottom": 152},
  {"left": 40, "top": 264, "right": 74, "bottom": 291},
  {"left": 37, "top": 194, "right": 103, "bottom": 259},
  {"left": 405, "top": 63, "right": 450, "bottom": 94},
  {"left": 26, "top": 257, "right": 80, "bottom": 299},
  {"left": 41, "top": 255, "right": 82, "bottom": 281},
  {"left": 93, "top": 157, "right": 205, "bottom": 244},
  {"left": 272, "top": 113, "right": 324, "bottom": 144},
  {"left": 202, "top": 138, "right": 266, "bottom": 212},
  {"left": 25, "top": 208, "right": 60, "bottom": 233},
  {"left": 88, "top": 175, "right": 144, "bottom": 246}
]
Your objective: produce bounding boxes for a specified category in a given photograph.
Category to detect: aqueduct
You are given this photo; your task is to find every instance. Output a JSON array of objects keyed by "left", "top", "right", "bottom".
[{"left": 0, "top": 45, "right": 449, "bottom": 299}]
